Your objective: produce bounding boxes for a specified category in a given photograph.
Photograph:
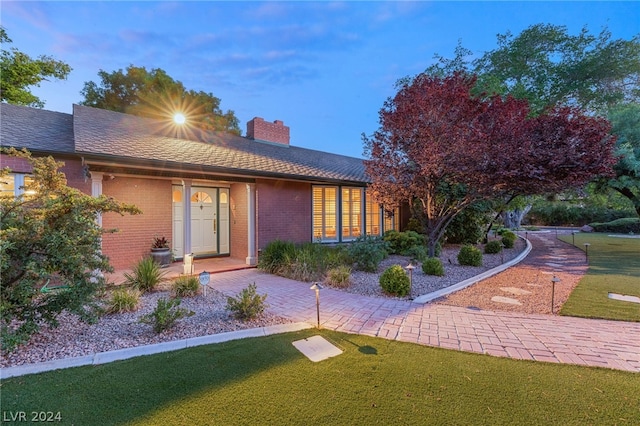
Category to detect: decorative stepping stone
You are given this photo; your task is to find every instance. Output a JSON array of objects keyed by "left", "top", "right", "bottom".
[
  {"left": 500, "top": 287, "right": 532, "bottom": 296},
  {"left": 491, "top": 296, "right": 522, "bottom": 305},
  {"left": 292, "top": 335, "right": 343, "bottom": 362},
  {"left": 608, "top": 293, "right": 640, "bottom": 304}
]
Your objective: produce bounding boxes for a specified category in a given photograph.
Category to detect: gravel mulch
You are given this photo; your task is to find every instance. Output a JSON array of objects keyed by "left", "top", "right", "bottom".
[
  {"left": 4, "top": 234, "right": 582, "bottom": 369},
  {"left": 345, "top": 239, "right": 527, "bottom": 299},
  {"left": 434, "top": 233, "right": 587, "bottom": 315},
  {"left": 1, "top": 289, "right": 289, "bottom": 368}
]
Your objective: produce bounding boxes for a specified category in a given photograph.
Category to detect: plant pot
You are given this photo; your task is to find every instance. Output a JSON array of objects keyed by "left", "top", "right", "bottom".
[{"left": 150, "top": 247, "right": 171, "bottom": 267}]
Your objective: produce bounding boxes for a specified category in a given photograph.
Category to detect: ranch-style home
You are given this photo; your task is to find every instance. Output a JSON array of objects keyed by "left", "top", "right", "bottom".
[{"left": 1, "top": 103, "right": 403, "bottom": 270}]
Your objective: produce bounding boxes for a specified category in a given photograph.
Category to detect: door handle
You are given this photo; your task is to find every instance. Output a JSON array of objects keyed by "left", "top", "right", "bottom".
[{"left": 213, "top": 214, "right": 217, "bottom": 233}]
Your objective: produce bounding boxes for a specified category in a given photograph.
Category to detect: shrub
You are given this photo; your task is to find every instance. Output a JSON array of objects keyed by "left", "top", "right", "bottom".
[
  {"left": 528, "top": 201, "right": 634, "bottom": 226},
  {"left": 589, "top": 218, "right": 640, "bottom": 233},
  {"left": 404, "top": 217, "right": 423, "bottom": 233},
  {"left": 123, "top": 256, "right": 166, "bottom": 293},
  {"left": 379, "top": 265, "right": 411, "bottom": 297},
  {"left": 258, "top": 240, "right": 296, "bottom": 274},
  {"left": 422, "top": 258, "right": 444, "bottom": 276},
  {"left": 226, "top": 283, "right": 268, "bottom": 320},
  {"left": 457, "top": 245, "right": 482, "bottom": 266},
  {"left": 501, "top": 231, "right": 517, "bottom": 248},
  {"left": 284, "top": 243, "right": 327, "bottom": 282},
  {"left": 444, "top": 207, "right": 487, "bottom": 244},
  {"left": 325, "top": 265, "right": 351, "bottom": 288},
  {"left": 140, "top": 298, "right": 194, "bottom": 333},
  {"left": 348, "top": 235, "right": 389, "bottom": 272},
  {"left": 172, "top": 275, "right": 200, "bottom": 298},
  {"left": 484, "top": 240, "right": 503, "bottom": 254},
  {"left": 383, "top": 230, "right": 423, "bottom": 255},
  {"left": 106, "top": 287, "right": 140, "bottom": 313},
  {"left": 403, "top": 245, "right": 429, "bottom": 263}
]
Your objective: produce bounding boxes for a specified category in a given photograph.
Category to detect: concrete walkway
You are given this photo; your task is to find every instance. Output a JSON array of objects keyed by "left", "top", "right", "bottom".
[{"left": 214, "top": 265, "right": 640, "bottom": 373}]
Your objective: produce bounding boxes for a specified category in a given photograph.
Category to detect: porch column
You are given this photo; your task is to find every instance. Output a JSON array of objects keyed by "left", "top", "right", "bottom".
[
  {"left": 183, "top": 179, "right": 192, "bottom": 256},
  {"left": 246, "top": 183, "right": 257, "bottom": 265},
  {"left": 90, "top": 172, "right": 104, "bottom": 227},
  {"left": 89, "top": 172, "right": 104, "bottom": 281}
]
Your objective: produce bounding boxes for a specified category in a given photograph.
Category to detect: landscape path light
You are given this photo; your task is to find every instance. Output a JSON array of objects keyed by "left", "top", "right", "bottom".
[
  {"left": 405, "top": 263, "right": 416, "bottom": 293},
  {"left": 551, "top": 276, "right": 561, "bottom": 314},
  {"left": 583, "top": 242, "right": 591, "bottom": 262},
  {"left": 572, "top": 231, "right": 577, "bottom": 246},
  {"left": 310, "top": 282, "right": 324, "bottom": 328}
]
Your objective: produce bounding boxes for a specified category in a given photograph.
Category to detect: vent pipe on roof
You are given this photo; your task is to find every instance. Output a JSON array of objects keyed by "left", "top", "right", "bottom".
[{"left": 246, "top": 117, "right": 290, "bottom": 145}]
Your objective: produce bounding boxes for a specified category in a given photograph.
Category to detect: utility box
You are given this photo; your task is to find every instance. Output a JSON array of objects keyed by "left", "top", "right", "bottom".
[{"left": 183, "top": 253, "right": 194, "bottom": 275}]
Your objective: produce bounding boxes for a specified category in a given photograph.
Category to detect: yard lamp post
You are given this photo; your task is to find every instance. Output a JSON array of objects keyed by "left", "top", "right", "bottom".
[
  {"left": 405, "top": 263, "right": 416, "bottom": 293},
  {"left": 310, "top": 282, "right": 323, "bottom": 328},
  {"left": 583, "top": 243, "right": 591, "bottom": 262},
  {"left": 551, "top": 276, "right": 561, "bottom": 314}
]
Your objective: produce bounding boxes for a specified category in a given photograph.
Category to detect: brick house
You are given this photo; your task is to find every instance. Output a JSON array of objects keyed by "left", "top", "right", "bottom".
[{"left": 1, "top": 103, "right": 402, "bottom": 270}]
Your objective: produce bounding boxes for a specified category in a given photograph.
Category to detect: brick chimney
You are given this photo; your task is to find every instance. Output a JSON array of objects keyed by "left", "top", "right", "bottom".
[{"left": 246, "top": 117, "right": 290, "bottom": 145}]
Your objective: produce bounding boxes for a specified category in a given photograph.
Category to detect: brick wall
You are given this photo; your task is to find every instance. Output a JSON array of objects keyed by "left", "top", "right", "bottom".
[
  {"left": 246, "top": 117, "right": 290, "bottom": 145},
  {"left": 101, "top": 177, "right": 172, "bottom": 269},
  {"left": 0, "top": 155, "right": 90, "bottom": 194},
  {"left": 256, "top": 179, "right": 311, "bottom": 249}
]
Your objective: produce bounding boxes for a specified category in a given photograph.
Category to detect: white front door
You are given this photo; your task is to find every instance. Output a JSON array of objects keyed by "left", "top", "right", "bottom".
[
  {"left": 191, "top": 188, "right": 217, "bottom": 254},
  {"left": 173, "top": 185, "right": 230, "bottom": 258}
]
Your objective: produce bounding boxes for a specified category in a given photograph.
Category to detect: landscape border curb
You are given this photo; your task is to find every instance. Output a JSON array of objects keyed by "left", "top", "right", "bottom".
[
  {"left": 413, "top": 236, "right": 533, "bottom": 304},
  {"left": 1, "top": 322, "right": 313, "bottom": 379}
]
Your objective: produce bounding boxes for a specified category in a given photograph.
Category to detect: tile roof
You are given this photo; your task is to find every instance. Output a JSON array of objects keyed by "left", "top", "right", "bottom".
[
  {"left": 1, "top": 103, "right": 75, "bottom": 154},
  {"left": 72, "top": 105, "right": 368, "bottom": 184}
]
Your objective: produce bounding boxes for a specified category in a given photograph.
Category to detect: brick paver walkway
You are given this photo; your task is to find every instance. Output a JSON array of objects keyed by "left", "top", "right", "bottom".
[{"left": 212, "top": 235, "right": 640, "bottom": 373}]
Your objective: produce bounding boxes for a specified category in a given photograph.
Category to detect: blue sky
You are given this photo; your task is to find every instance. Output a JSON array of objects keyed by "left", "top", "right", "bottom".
[{"left": 2, "top": 1, "right": 639, "bottom": 158}]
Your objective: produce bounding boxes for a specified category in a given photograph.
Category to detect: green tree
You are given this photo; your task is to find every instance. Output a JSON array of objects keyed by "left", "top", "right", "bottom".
[
  {"left": 603, "top": 103, "right": 640, "bottom": 216},
  {"left": 0, "top": 27, "right": 72, "bottom": 108},
  {"left": 0, "top": 148, "right": 140, "bottom": 351},
  {"left": 80, "top": 65, "right": 241, "bottom": 135},
  {"left": 473, "top": 24, "right": 640, "bottom": 115},
  {"left": 426, "top": 24, "right": 640, "bottom": 224}
]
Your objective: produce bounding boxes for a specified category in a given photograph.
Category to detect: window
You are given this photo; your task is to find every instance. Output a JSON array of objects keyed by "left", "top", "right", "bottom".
[
  {"left": 365, "top": 191, "right": 382, "bottom": 236},
  {"left": 384, "top": 208, "right": 400, "bottom": 232},
  {"left": 0, "top": 174, "right": 34, "bottom": 197},
  {"left": 313, "top": 187, "right": 337, "bottom": 241},
  {"left": 341, "top": 187, "right": 362, "bottom": 240},
  {"left": 191, "top": 191, "right": 212, "bottom": 203}
]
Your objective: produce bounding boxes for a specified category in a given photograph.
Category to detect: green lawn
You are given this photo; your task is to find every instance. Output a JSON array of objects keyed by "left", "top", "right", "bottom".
[
  {"left": 3, "top": 330, "right": 638, "bottom": 425},
  {"left": 558, "top": 233, "right": 640, "bottom": 321}
]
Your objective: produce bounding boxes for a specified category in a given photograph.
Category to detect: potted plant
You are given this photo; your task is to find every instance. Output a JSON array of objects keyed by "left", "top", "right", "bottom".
[{"left": 150, "top": 236, "right": 172, "bottom": 267}]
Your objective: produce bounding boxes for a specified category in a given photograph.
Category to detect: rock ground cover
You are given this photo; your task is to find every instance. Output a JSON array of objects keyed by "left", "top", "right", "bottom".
[{"left": 2, "top": 233, "right": 585, "bottom": 368}]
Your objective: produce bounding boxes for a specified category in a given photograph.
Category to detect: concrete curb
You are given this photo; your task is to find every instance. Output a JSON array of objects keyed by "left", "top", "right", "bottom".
[
  {"left": 1, "top": 322, "right": 313, "bottom": 379},
  {"left": 413, "top": 236, "right": 533, "bottom": 304}
]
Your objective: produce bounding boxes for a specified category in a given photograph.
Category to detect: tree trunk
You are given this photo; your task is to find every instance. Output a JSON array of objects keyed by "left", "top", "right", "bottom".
[{"left": 502, "top": 205, "right": 532, "bottom": 229}]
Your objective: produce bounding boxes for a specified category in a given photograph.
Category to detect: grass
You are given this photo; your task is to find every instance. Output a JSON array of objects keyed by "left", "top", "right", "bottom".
[
  {"left": 558, "top": 233, "right": 640, "bottom": 322},
  {"left": 3, "top": 330, "right": 638, "bottom": 425}
]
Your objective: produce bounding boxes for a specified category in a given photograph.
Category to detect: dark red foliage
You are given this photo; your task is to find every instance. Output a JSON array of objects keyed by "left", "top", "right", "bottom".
[{"left": 363, "top": 73, "right": 616, "bottom": 254}]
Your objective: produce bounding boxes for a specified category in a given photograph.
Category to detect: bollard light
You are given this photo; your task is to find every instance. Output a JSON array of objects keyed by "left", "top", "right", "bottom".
[
  {"left": 310, "top": 282, "right": 324, "bottom": 328},
  {"left": 583, "top": 243, "right": 591, "bottom": 262},
  {"left": 551, "top": 276, "right": 561, "bottom": 314},
  {"left": 572, "top": 231, "right": 576, "bottom": 246},
  {"left": 405, "top": 263, "right": 416, "bottom": 293}
]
